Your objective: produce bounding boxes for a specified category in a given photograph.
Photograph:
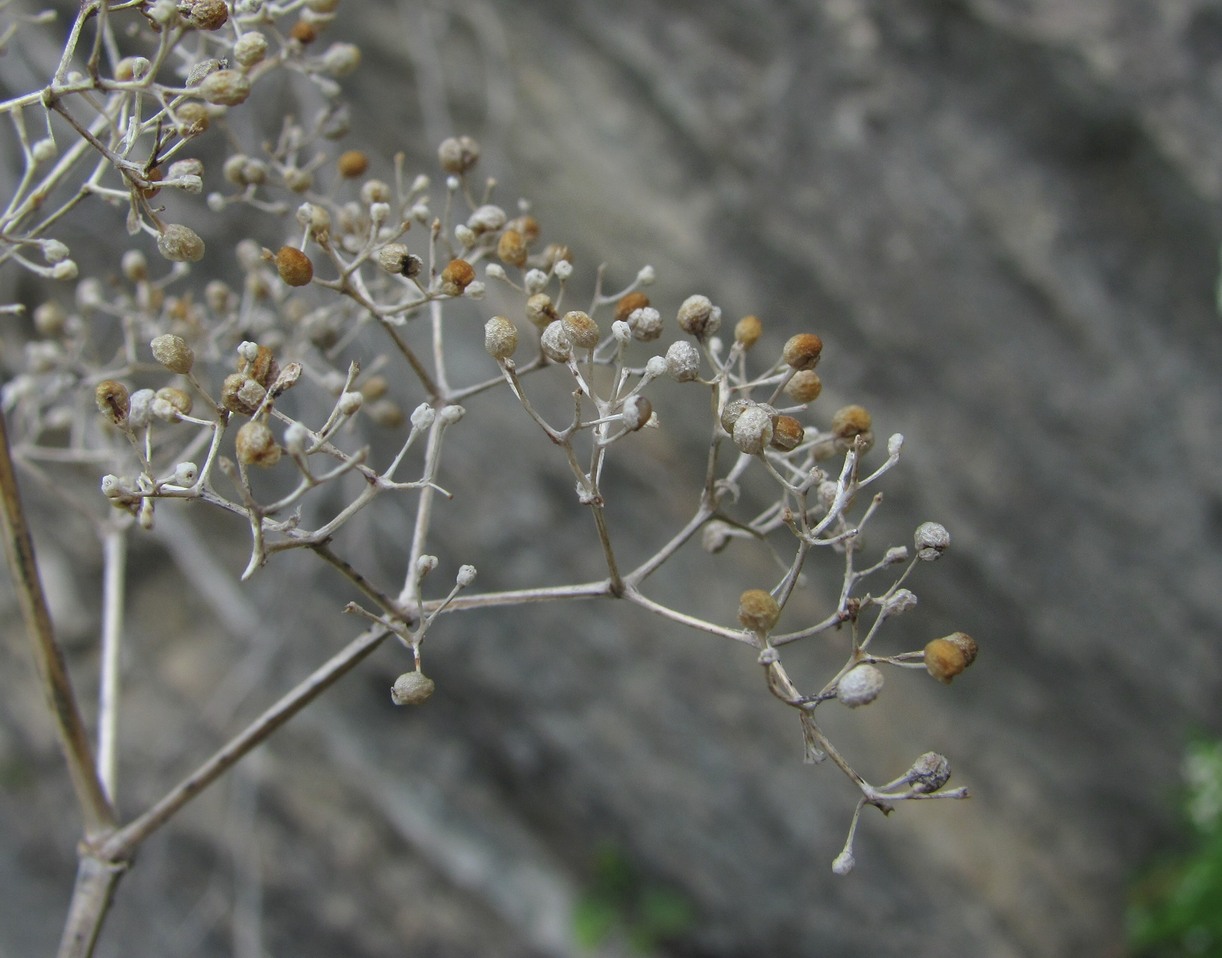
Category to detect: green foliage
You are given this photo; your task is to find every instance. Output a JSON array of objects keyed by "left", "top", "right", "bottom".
[
  {"left": 573, "top": 844, "right": 696, "bottom": 953},
  {"left": 1129, "top": 738, "right": 1222, "bottom": 956}
]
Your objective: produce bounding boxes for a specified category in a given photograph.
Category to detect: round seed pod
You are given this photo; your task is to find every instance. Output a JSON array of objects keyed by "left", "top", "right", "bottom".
[
  {"left": 561, "top": 310, "right": 599, "bottom": 350},
  {"left": 525, "top": 293, "right": 557, "bottom": 330},
  {"left": 359, "top": 179, "right": 391, "bottom": 205},
  {"left": 732, "top": 404, "right": 774, "bottom": 455},
  {"left": 614, "top": 291, "right": 650, "bottom": 323},
  {"left": 289, "top": 19, "right": 317, "bottom": 44},
  {"left": 719, "top": 398, "right": 752, "bottom": 435},
  {"left": 832, "top": 404, "right": 872, "bottom": 439},
  {"left": 181, "top": 0, "right": 228, "bottom": 29},
  {"left": 783, "top": 333, "right": 823, "bottom": 370},
  {"left": 437, "top": 135, "right": 480, "bottom": 174},
  {"left": 274, "top": 246, "right": 314, "bottom": 287},
  {"left": 496, "top": 228, "right": 528, "bottom": 267},
  {"left": 235, "top": 420, "right": 281, "bottom": 467},
  {"left": 484, "top": 316, "right": 519, "bottom": 360},
  {"left": 836, "top": 664, "right": 884, "bottom": 707},
  {"left": 620, "top": 395, "right": 652, "bottom": 431},
  {"left": 540, "top": 320, "right": 573, "bottom": 363},
  {"left": 439, "top": 258, "right": 475, "bottom": 296},
  {"left": 96, "top": 380, "right": 130, "bottom": 425},
  {"left": 198, "top": 69, "right": 251, "bottom": 106},
  {"left": 506, "top": 214, "right": 540, "bottom": 245},
  {"left": 155, "top": 386, "right": 193, "bottom": 418},
  {"left": 738, "top": 589, "right": 781, "bottom": 633},
  {"left": 914, "top": 521, "right": 950, "bottom": 561},
  {"left": 233, "top": 31, "right": 268, "bottom": 67},
  {"left": 676, "top": 294, "right": 721, "bottom": 338},
  {"left": 391, "top": 671, "right": 435, "bottom": 705},
  {"left": 664, "top": 340, "right": 700, "bottom": 382},
  {"left": 156, "top": 224, "right": 205, "bottom": 262},
  {"left": 734, "top": 314, "right": 762, "bottom": 349},
  {"left": 337, "top": 150, "right": 369, "bottom": 178},
  {"left": 627, "top": 306, "right": 663, "bottom": 342},
  {"left": 150, "top": 333, "right": 193, "bottom": 374},
  {"left": 784, "top": 370, "right": 823, "bottom": 404},
  {"left": 221, "top": 373, "right": 264, "bottom": 416},
  {"left": 907, "top": 752, "right": 952, "bottom": 793},
  {"left": 770, "top": 415, "right": 805, "bottom": 451},
  {"left": 924, "top": 633, "right": 976, "bottom": 684}
]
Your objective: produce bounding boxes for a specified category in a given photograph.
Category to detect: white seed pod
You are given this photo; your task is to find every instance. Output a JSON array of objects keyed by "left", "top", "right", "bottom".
[
  {"left": 540, "top": 320, "right": 573, "bottom": 363},
  {"left": 831, "top": 849, "right": 855, "bottom": 876},
  {"left": 676, "top": 294, "right": 721, "bottom": 337},
  {"left": 150, "top": 333, "right": 194, "bottom": 374},
  {"left": 611, "top": 320, "right": 632, "bottom": 345},
  {"left": 484, "top": 316, "right": 519, "bottom": 360},
  {"left": 319, "top": 41, "right": 361, "bottom": 76},
  {"left": 173, "top": 462, "right": 198, "bottom": 485},
  {"left": 553, "top": 259, "right": 573, "bottom": 280},
  {"left": 836, "top": 664, "right": 885, "bottom": 708},
  {"left": 664, "top": 340, "right": 700, "bottom": 382},
  {"left": 198, "top": 69, "right": 251, "bottom": 106},
  {"left": 410, "top": 404, "right": 435, "bottom": 429},
  {"left": 284, "top": 421, "right": 309, "bottom": 456},
  {"left": 466, "top": 204, "right": 506, "bottom": 234},
  {"left": 914, "top": 521, "right": 950, "bottom": 561},
  {"left": 627, "top": 306, "right": 663, "bottom": 342},
  {"left": 234, "top": 32, "right": 268, "bottom": 67},
  {"left": 127, "top": 388, "right": 156, "bottom": 428},
  {"left": 437, "top": 135, "right": 480, "bottom": 174},
  {"left": 156, "top": 224, "right": 205, "bottom": 262},
  {"left": 884, "top": 546, "right": 909, "bottom": 565},
  {"left": 719, "top": 397, "right": 752, "bottom": 435},
  {"left": 456, "top": 564, "right": 477, "bottom": 587},
  {"left": 438, "top": 404, "right": 465, "bottom": 426},
  {"left": 883, "top": 588, "right": 918, "bottom": 616},
  {"left": 907, "top": 751, "right": 952, "bottom": 793},
  {"left": 887, "top": 433, "right": 904, "bottom": 458},
  {"left": 391, "top": 671, "right": 435, "bottom": 705},
  {"left": 620, "top": 395, "right": 652, "bottom": 431},
  {"left": 337, "top": 391, "right": 363, "bottom": 416},
  {"left": 523, "top": 268, "right": 549, "bottom": 294},
  {"left": 416, "top": 554, "right": 438, "bottom": 576},
  {"left": 644, "top": 355, "right": 669, "bottom": 379},
  {"left": 732, "top": 404, "right": 774, "bottom": 455}
]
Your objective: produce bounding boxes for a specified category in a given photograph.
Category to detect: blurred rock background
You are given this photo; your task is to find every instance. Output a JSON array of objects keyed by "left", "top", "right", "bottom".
[{"left": 2, "top": 0, "right": 1221, "bottom": 956}]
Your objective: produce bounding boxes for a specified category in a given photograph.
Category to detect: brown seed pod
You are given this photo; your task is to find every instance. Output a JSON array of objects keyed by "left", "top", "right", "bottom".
[
  {"left": 439, "top": 258, "right": 475, "bottom": 296},
  {"left": 614, "top": 291, "right": 650, "bottom": 324},
  {"left": 235, "top": 420, "right": 281, "bottom": 467},
  {"left": 96, "top": 380, "right": 130, "bottom": 425},
  {"left": 770, "top": 415, "right": 805, "bottom": 451},
  {"left": 783, "top": 333, "right": 823, "bottom": 370},
  {"left": 561, "top": 310, "right": 599, "bottom": 350},
  {"left": 734, "top": 314, "right": 763, "bottom": 349},
  {"left": 505, "top": 214, "right": 540, "bottom": 245},
  {"left": 831, "top": 404, "right": 872, "bottom": 439},
  {"left": 496, "top": 228, "right": 528, "bottom": 267},
  {"left": 238, "top": 344, "right": 278, "bottom": 388},
  {"left": 221, "top": 373, "right": 264, "bottom": 416},
  {"left": 150, "top": 333, "right": 194, "bottom": 374},
  {"left": 289, "top": 19, "right": 317, "bottom": 44},
  {"left": 784, "top": 370, "right": 823, "bottom": 404},
  {"left": 738, "top": 589, "right": 781, "bottom": 633},
  {"left": 923, "top": 633, "right": 977, "bottom": 684},
  {"left": 274, "top": 246, "right": 314, "bottom": 287},
  {"left": 336, "top": 150, "right": 369, "bottom": 178},
  {"left": 181, "top": 0, "right": 229, "bottom": 30}
]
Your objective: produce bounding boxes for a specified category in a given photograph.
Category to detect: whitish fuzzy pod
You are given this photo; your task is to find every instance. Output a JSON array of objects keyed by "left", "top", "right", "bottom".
[
  {"left": 127, "top": 389, "right": 156, "bottom": 429},
  {"left": 525, "top": 293, "right": 557, "bottom": 330},
  {"left": 620, "top": 395, "right": 652, "bottom": 431},
  {"left": 540, "top": 320, "right": 573, "bottom": 363},
  {"left": 737, "top": 589, "right": 781, "bottom": 633},
  {"left": 732, "top": 404, "right": 774, "bottom": 455},
  {"left": 437, "top": 136, "right": 480, "bottom": 174},
  {"left": 319, "top": 42, "right": 362, "bottom": 77},
  {"left": 235, "top": 420, "right": 281, "bottom": 467},
  {"left": 883, "top": 588, "right": 918, "bottom": 616},
  {"left": 156, "top": 224, "right": 205, "bottom": 262},
  {"left": 914, "top": 521, "right": 950, "bottom": 561},
  {"left": 676, "top": 294, "right": 721, "bottom": 338},
  {"left": 234, "top": 32, "right": 268, "bottom": 67},
  {"left": 467, "top": 204, "right": 506, "bottom": 234},
  {"left": 832, "top": 850, "right": 855, "bottom": 876},
  {"left": 836, "top": 664, "right": 884, "bottom": 707},
  {"left": 484, "top": 316, "right": 519, "bottom": 360},
  {"left": 664, "top": 341, "right": 700, "bottom": 382},
  {"left": 907, "top": 752, "right": 952, "bottom": 793},
  {"left": 150, "top": 334, "right": 194, "bottom": 374},
  {"left": 154, "top": 387, "right": 193, "bottom": 420},
  {"left": 198, "top": 69, "right": 251, "bottom": 106},
  {"left": 561, "top": 310, "right": 599, "bottom": 350},
  {"left": 628, "top": 306, "right": 663, "bottom": 342},
  {"left": 391, "top": 671, "right": 435, "bottom": 705}
]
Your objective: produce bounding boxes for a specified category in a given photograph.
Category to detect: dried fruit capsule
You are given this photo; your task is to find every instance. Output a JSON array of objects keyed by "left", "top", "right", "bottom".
[
  {"left": 738, "top": 589, "right": 781, "bottom": 633},
  {"left": 732, "top": 404, "right": 774, "bottom": 455},
  {"left": 391, "top": 671, "right": 435, "bottom": 705},
  {"left": 664, "top": 341, "right": 701, "bottom": 382},
  {"left": 914, "top": 521, "right": 950, "bottom": 561},
  {"left": 614, "top": 291, "right": 650, "bottom": 323},
  {"left": 156, "top": 224, "right": 205, "bottom": 263},
  {"left": 150, "top": 333, "right": 193, "bottom": 374},
  {"left": 784, "top": 370, "right": 823, "bottom": 404},
  {"left": 439, "top": 258, "right": 475, "bottom": 296},
  {"left": 484, "top": 316, "right": 519, "bottom": 360},
  {"left": 197, "top": 69, "right": 251, "bottom": 106},
  {"left": 336, "top": 150, "right": 368, "bottom": 178},
  {"left": 561, "top": 310, "right": 599, "bottom": 350},
  {"left": 770, "top": 415, "right": 805, "bottom": 451},
  {"left": 540, "top": 320, "right": 573, "bottom": 363},
  {"left": 525, "top": 293, "right": 557, "bottom": 330},
  {"left": 180, "top": 0, "right": 228, "bottom": 29},
  {"left": 274, "top": 246, "right": 314, "bottom": 287},
  {"left": 907, "top": 751, "right": 952, "bottom": 793},
  {"left": 832, "top": 404, "right": 872, "bottom": 439},
  {"left": 155, "top": 386, "right": 193, "bottom": 418},
  {"left": 497, "top": 228, "right": 528, "bottom": 267},
  {"left": 924, "top": 633, "right": 977, "bottom": 684},
  {"left": 627, "top": 306, "right": 663, "bottom": 342},
  {"left": 437, "top": 135, "right": 480, "bottom": 174},
  {"left": 235, "top": 420, "right": 281, "bottom": 467},
  {"left": 96, "top": 380, "right": 130, "bottom": 425},
  {"left": 676, "top": 294, "right": 720, "bottom": 338},
  {"left": 221, "top": 373, "right": 265, "bottom": 416},
  {"left": 783, "top": 333, "right": 823, "bottom": 370},
  {"left": 836, "top": 664, "right": 884, "bottom": 707},
  {"left": 734, "top": 314, "right": 762, "bottom": 349},
  {"left": 620, "top": 395, "right": 652, "bottom": 431}
]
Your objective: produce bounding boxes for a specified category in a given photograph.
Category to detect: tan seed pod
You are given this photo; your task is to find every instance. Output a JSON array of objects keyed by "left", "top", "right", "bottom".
[
  {"left": 496, "top": 228, "right": 528, "bottom": 267},
  {"left": 614, "top": 291, "right": 650, "bottom": 324},
  {"left": 734, "top": 314, "right": 763, "bottom": 349},
  {"left": 289, "top": 19, "right": 317, "bottom": 44},
  {"left": 391, "top": 671, "right": 435, "bottom": 705},
  {"left": 197, "top": 69, "right": 251, "bottom": 106},
  {"left": 221, "top": 373, "right": 264, "bottom": 416},
  {"left": 175, "top": 102, "right": 210, "bottom": 137},
  {"left": 944, "top": 631, "right": 977, "bottom": 667},
  {"left": 150, "top": 333, "right": 194, "bottom": 374},
  {"left": 367, "top": 398, "right": 404, "bottom": 428},
  {"left": 437, "top": 136, "right": 480, "bottom": 174},
  {"left": 677, "top": 294, "right": 720, "bottom": 338},
  {"left": 907, "top": 752, "right": 952, "bottom": 793},
  {"left": 95, "top": 380, "right": 130, "bottom": 425},
  {"left": 484, "top": 316, "right": 519, "bottom": 360},
  {"left": 181, "top": 0, "right": 229, "bottom": 29},
  {"left": 836, "top": 664, "right": 885, "bottom": 707},
  {"left": 156, "top": 224, "right": 205, "bottom": 263},
  {"left": 439, "top": 258, "right": 475, "bottom": 296},
  {"left": 540, "top": 320, "right": 573, "bottom": 363},
  {"left": 336, "top": 150, "right": 368, "bottom": 178},
  {"left": 274, "top": 246, "right": 314, "bottom": 287},
  {"left": 924, "top": 635, "right": 975, "bottom": 684},
  {"left": 525, "top": 293, "right": 557, "bottom": 330},
  {"left": 155, "top": 386, "right": 193, "bottom": 417},
  {"left": 561, "top": 310, "right": 599, "bottom": 350},
  {"left": 784, "top": 370, "right": 823, "bottom": 404},
  {"left": 719, "top": 397, "right": 752, "bottom": 435},
  {"left": 738, "top": 589, "right": 781, "bottom": 633},
  {"left": 770, "top": 415, "right": 805, "bottom": 451},
  {"left": 235, "top": 420, "right": 281, "bottom": 467},
  {"left": 783, "top": 333, "right": 823, "bottom": 370},
  {"left": 506, "top": 214, "right": 540, "bottom": 245},
  {"left": 832, "top": 404, "right": 872, "bottom": 439},
  {"left": 238, "top": 344, "right": 278, "bottom": 387},
  {"left": 539, "top": 243, "right": 573, "bottom": 270}
]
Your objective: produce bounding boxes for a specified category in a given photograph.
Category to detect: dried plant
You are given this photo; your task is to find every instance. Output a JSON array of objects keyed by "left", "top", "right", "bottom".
[{"left": 0, "top": 2, "right": 976, "bottom": 955}]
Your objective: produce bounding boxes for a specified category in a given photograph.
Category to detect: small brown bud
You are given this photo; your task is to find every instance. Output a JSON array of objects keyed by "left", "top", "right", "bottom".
[
  {"left": 496, "top": 228, "right": 528, "bottom": 267},
  {"left": 336, "top": 150, "right": 369, "bottom": 178},
  {"left": 614, "top": 291, "right": 650, "bottom": 324},
  {"left": 289, "top": 19, "right": 317, "bottom": 44},
  {"left": 439, "top": 258, "right": 475, "bottom": 296},
  {"left": 734, "top": 314, "right": 763, "bottom": 349},
  {"left": 150, "top": 333, "right": 194, "bottom": 374},
  {"left": 783, "top": 333, "right": 823, "bottom": 370},
  {"left": 924, "top": 633, "right": 977, "bottom": 684},
  {"left": 96, "top": 380, "right": 130, "bottom": 425},
  {"left": 784, "top": 370, "right": 823, "bottom": 404},
  {"left": 235, "top": 420, "right": 281, "bottom": 467},
  {"left": 738, "top": 589, "right": 781, "bottom": 633},
  {"left": 274, "top": 246, "right": 314, "bottom": 287},
  {"left": 832, "top": 404, "right": 872, "bottom": 440},
  {"left": 506, "top": 214, "right": 540, "bottom": 245}
]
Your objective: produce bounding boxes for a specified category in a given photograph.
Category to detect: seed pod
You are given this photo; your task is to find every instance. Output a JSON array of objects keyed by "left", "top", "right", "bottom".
[
  {"left": 738, "top": 589, "right": 781, "bottom": 633},
  {"left": 627, "top": 306, "right": 663, "bottom": 342},
  {"left": 155, "top": 386, "right": 193, "bottom": 418},
  {"left": 437, "top": 135, "right": 480, "bottom": 174},
  {"left": 197, "top": 69, "right": 251, "bottom": 106},
  {"left": 620, "top": 395, "right": 652, "bottom": 431},
  {"left": 770, "top": 415, "right": 805, "bottom": 451},
  {"left": 676, "top": 294, "right": 721, "bottom": 338},
  {"left": 907, "top": 752, "right": 952, "bottom": 793},
  {"left": 784, "top": 370, "right": 823, "bottom": 404},
  {"left": 391, "top": 671, "right": 435, "bottom": 705},
  {"left": 924, "top": 633, "right": 977, "bottom": 684},
  {"left": 540, "top": 320, "right": 573, "bottom": 363},
  {"left": 484, "top": 316, "right": 519, "bottom": 360},
  {"left": 96, "top": 380, "right": 130, "bottom": 425},
  {"left": 914, "top": 521, "right": 950, "bottom": 561},
  {"left": 496, "top": 228, "right": 528, "bottom": 267},
  {"left": 274, "top": 246, "right": 314, "bottom": 287},
  {"left": 561, "top": 310, "right": 599, "bottom": 350},
  {"left": 734, "top": 314, "right": 762, "bottom": 349},
  {"left": 156, "top": 224, "right": 205, "bottom": 262},
  {"left": 783, "top": 333, "right": 823, "bottom": 370},
  {"left": 719, "top": 398, "right": 752, "bottom": 435},
  {"left": 238, "top": 343, "right": 278, "bottom": 388},
  {"left": 832, "top": 404, "right": 872, "bottom": 439},
  {"left": 614, "top": 291, "right": 650, "bottom": 323},
  {"left": 289, "top": 20, "right": 317, "bottom": 44},
  {"left": 525, "top": 293, "right": 557, "bottom": 330},
  {"left": 732, "top": 404, "right": 774, "bottom": 455},
  {"left": 234, "top": 32, "right": 268, "bottom": 67},
  {"left": 221, "top": 373, "right": 264, "bottom": 416},
  {"left": 836, "top": 664, "right": 884, "bottom": 707},
  {"left": 439, "top": 258, "right": 475, "bottom": 296},
  {"left": 150, "top": 333, "right": 194, "bottom": 374},
  {"left": 360, "top": 179, "right": 390, "bottom": 205},
  {"left": 664, "top": 341, "right": 700, "bottom": 382},
  {"left": 337, "top": 150, "right": 368, "bottom": 178},
  {"left": 180, "top": 0, "right": 228, "bottom": 29},
  {"left": 235, "top": 420, "right": 281, "bottom": 467}
]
